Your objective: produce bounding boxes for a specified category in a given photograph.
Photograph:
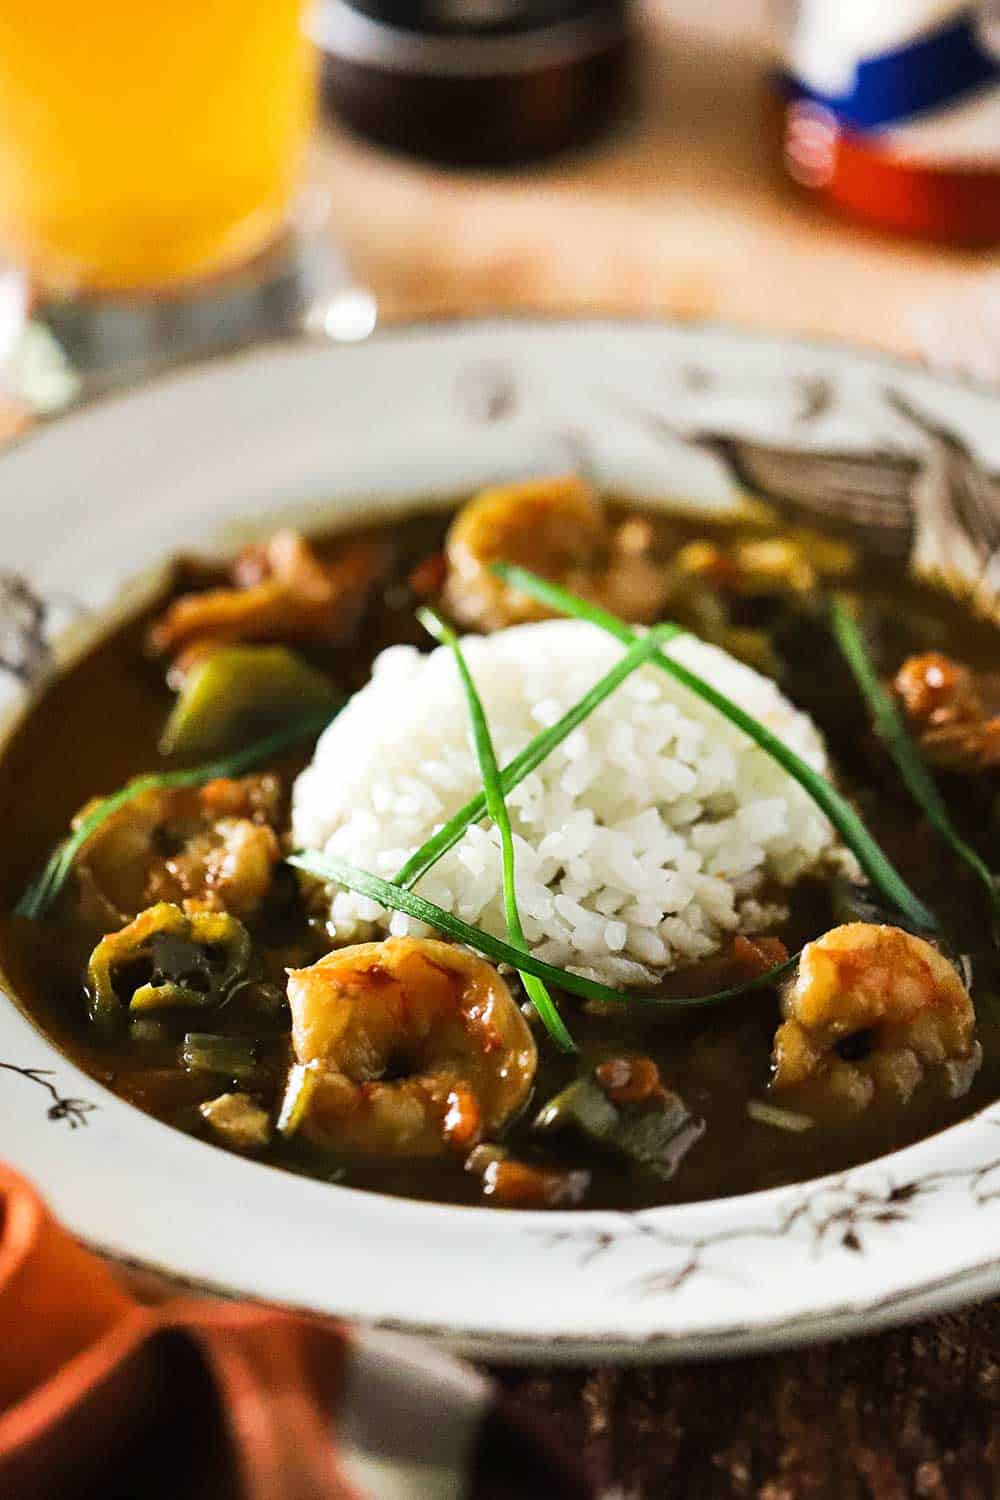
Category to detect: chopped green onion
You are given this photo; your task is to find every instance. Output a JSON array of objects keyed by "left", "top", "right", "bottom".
[
  {"left": 493, "top": 561, "right": 938, "bottom": 935},
  {"left": 180, "top": 1032, "right": 260, "bottom": 1082},
  {"left": 829, "top": 595, "right": 1000, "bottom": 939},
  {"left": 394, "top": 623, "right": 682, "bottom": 891},
  {"left": 746, "top": 1099, "right": 814, "bottom": 1132},
  {"left": 288, "top": 851, "right": 798, "bottom": 1012},
  {"left": 15, "top": 706, "right": 339, "bottom": 921},
  {"left": 419, "top": 606, "right": 577, "bottom": 1052}
]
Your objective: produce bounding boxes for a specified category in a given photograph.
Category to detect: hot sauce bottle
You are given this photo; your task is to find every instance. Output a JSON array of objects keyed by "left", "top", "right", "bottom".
[{"left": 779, "top": 1, "right": 1000, "bottom": 245}]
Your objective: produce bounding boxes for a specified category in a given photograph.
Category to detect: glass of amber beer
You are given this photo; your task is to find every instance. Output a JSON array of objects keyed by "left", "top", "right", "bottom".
[{"left": 0, "top": 0, "right": 325, "bottom": 400}]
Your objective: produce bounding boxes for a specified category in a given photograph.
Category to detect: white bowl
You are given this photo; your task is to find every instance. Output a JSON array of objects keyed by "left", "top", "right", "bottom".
[{"left": 3, "top": 318, "right": 1000, "bottom": 1362}]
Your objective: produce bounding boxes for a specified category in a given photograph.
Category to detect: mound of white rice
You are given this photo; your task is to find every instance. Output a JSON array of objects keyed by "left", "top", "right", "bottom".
[{"left": 292, "top": 619, "right": 838, "bottom": 987}]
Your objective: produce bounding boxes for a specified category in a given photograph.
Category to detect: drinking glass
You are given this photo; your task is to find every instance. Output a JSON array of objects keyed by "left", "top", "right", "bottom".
[{"left": 0, "top": 1, "right": 350, "bottom": 406}]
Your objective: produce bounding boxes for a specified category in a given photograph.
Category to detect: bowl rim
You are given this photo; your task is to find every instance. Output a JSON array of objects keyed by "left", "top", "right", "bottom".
[{"left": 8, "top": 305, "right": 997, "bottom": 463}]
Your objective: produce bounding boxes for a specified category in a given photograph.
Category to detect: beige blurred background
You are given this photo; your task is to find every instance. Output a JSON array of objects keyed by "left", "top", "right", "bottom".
[
  {"left": 322, "top": 0, "right": 999, "bottom": 367},
  {"left": 1, "top": 0, "right": 995, "bottom": 452}
]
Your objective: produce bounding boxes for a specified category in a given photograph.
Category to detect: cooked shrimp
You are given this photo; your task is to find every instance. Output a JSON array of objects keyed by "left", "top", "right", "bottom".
[
  {"left": 149, "top": 531, "right": 387, "bottom": 658},
  {"left": 283, "top": 936, "right": 537, "bottom": 1157},
  {"left": 76, "top": 774, "right": 283, "bottom": 926},
  {"left": 893, "top": 651, "right": 1000, "bottom": 772},
  {"left": 772, "top": 923, "right": 980, "bottom": 1113},
  {"left": 441, "top": 474, "right": 672, "bottom": 632}
]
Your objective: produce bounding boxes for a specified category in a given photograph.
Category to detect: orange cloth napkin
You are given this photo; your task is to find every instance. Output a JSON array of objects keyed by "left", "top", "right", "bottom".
[
  {"left": 0, "top": 1165, "right": 589, "bottom": 1500},
  {"left": 0, "top": 1164, "right": 357, "bottom": 1499}
]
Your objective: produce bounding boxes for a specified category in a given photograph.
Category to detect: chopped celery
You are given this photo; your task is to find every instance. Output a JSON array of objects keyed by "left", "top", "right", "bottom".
[
  {"left": 533, "top": 1071, "right": 704, "bottom": 1182},
  {"left": 534, "top": 1077, "right": 619, "bottom": 1139},
  {"left": 181, "top": 1033, "right": 260, "bottom": 1082},
  {"left": 199, "top": 1092, "right": 272, "bottom": 1150},
  {"left": 746, "top": 1100, "right": 814, "bottom": 1132},
  {"left": 161, "top": 645, "right": 338, "bottom": 758},
  {"left": 277, "top": 1061, "right": 322, "bottom": 1137},
  {"left": 128, "top": 1018, "right": 170, "bottom": 1045}
]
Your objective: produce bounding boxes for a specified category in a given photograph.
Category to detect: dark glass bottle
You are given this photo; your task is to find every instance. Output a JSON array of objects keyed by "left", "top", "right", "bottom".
[{"left": 314, "top": 0, "right": 632, "bottom": 166}]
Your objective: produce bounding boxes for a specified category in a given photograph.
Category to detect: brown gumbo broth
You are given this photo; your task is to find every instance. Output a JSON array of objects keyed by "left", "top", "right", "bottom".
[{"left": 1, "top": 497, "right": 999, "bottom": 1211}]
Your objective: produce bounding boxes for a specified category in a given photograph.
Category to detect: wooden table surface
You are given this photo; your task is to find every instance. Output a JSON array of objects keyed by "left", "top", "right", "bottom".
[{"left": 321, "top": 1, "right": 996, "bottom": 361}]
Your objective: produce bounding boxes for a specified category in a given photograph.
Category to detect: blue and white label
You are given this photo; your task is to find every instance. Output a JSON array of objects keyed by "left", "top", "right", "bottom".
[{"left": 785, "top": 1, "right": 1000, "bottom": 166}]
